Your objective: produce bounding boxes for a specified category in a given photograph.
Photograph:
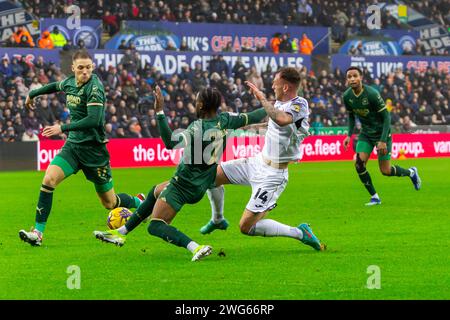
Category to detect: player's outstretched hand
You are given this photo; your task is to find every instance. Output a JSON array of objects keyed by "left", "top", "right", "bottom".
[
  {"left": 153, "top": 85, "right": 164, "bottom": 113},
  {"left": 42, "top": 125, "right": 62, "bottom": 137},
  {"left": 245, "top": 81, "right": 266, "bottom": 101},
  {"left": 343, "top": 136, "right": 351, "bottom": 151},
  {"left": 25, "top": 95, "right": 35, "bottom": 110}
]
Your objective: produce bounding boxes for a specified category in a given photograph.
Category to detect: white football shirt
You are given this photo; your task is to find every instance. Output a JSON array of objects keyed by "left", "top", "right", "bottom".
[{"left": 262, "top": 96, "right": 310, "bottom": 163}]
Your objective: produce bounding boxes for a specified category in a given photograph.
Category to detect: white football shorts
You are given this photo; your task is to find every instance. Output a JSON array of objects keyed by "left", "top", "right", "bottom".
[{"left": 220, "top": 154, "right": 288, "bottom": 213}]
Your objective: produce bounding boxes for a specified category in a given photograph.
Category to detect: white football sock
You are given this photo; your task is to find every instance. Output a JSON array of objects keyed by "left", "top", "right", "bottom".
[
  {"left": 117, "top": 225, "right": 128, "bottom": 235},
  {"left": 249, "top": 219, "right": 303, "bottom": 240},
  {"left": 187, "top": 241, "right": 199, "bottom": 253},
  {"left": 372, "top": 193, "right": 380, "bottom": 199},
  {"left": 207, "top": 186, "right": 225, "bottom": 224}
]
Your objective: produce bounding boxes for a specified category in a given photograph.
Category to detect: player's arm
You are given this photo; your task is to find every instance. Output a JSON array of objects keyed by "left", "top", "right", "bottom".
[
  {"left": 372, "top": 92, "right": 390, "bottom": 143},
  {"left": 43, "top": 83, "right": 105, "bottom": 137},
  {"left": 241, "top": 122, "right": 268, "bottom": 131},
  {"left": 343, "top": 95, "right": 355, "bottom": 151},
  {"left": 26, "top": 81, "right": 63, "bottom": 110},
  {"left": 225, "top": 108, "right": 267, "bottom": 130},
  {"left": 156, "top": 113, "right": 187, "bottom": 149},
  {"left": 154, "top": 86, "right": 186, "bottom": 149},
  {"left": 371, "top": 90, "right": 390, "bottom": 155},
  {"left": 245, "top": 81, "right": 293, "bottom": 126}
]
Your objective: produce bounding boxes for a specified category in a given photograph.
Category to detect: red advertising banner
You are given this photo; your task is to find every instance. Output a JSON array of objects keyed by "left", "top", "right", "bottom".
[{"left": 38, "top": 133, "right": 450, "bottom": 171}]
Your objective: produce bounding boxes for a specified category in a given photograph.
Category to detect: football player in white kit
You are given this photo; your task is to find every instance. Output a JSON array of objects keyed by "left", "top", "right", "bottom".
[{"left": 200, "top": 67, "right": 325, "bottom": 251}]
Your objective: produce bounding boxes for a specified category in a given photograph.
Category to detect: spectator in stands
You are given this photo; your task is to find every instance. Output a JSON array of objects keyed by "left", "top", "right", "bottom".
[
  {"left": 103, "top": 10, "right": 119, "bottom": 36},
  {"left": 4, "top": 35, "right": 17, "bottom": 47},
  {"left": 247, "top": 66, "right": 264, "bottom": 91},
  {"left": 0, "top": 57, "right": 13, "bottom": 78},
  {"left": 3, "top": 127, "right": 17, "bottom": 142},
  {"left": 29, "top": 77, "right": 43, "bottom": 91},
  {"left": 62, "top": 39, "right": 77, "bottom": 51},
  {"left": 118, "top": 39, "right": 128, "bottom": 50},
  {"left": 209, "top": 55, "right": 229, "bottom": 77},
  {"left": 279, "top": 33, "right": 292, "bottom": 53},
  {"left": 179, "top": 39, "right": 189, "bottom": 51},
  {"left": 13, "top": 26, "right": 35, "bottom": 47},
  {"left": 299, "top": 33, "right": 314, "bottom": 55},
  {"left": 38, "top": 31, "right": 54, "bottom": 49},
  {"left": 36, "top": 97, "right": 56, "bottom": 127},
  {"left": 297, "top": 0, "right": 313, "bottom": 24},
  {"left": 148, "top": 118, "right": 160, "bottom": 137},
  {"left": 18, "top": 35, "right": 32, "bottom": 48},
  {"left": 401, "top": 115, "right": 417, "bottom": 132},
  {"left": 77, "top": 39, "right": 86, "bottom": 49},
  {"left": 270, "top": 33, "right": 282, "bottom": 54},
  {"left": 415, "top": 39, "right": 427, "bottom": 55},
  {"left": 23, "top": 110, "right": 40, "bottom": 133},
  {"left": 22, "top": 127, "right": 39, "bottom": 142},
  {"left": 333, "top": 9, "right": 349, "bottom": 42},
  {"left": 50, "top": 26, "right": 67, "bottom": 48}
]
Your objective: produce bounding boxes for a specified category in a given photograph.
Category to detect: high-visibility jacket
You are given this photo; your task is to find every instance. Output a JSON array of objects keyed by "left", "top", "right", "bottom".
[
  {"left": 271, "top": 37, "right": 281, "bottom": 54},
  {"left": 50, "top": 32, "right": 67, "bottom": 47},
  {"left": 13, "top": 28, "right": 35, "bottom": 47},
  {"left": 299, "top": 37, "right": 314, "bottom": 55},
  {"left": 38, "top": 31, "right": 54, "bottom": 49}
]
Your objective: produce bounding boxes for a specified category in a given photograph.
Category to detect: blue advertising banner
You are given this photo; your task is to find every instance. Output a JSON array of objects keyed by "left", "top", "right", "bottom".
[
  {"left": 0, "top": 47, "right": 60, "bottom": 66},
  {"left": 331, "top": 54, "right": 450, "bottom": 78},
  {"left": 370, "top": 29, "right": 420, "bottom": 54},
  {"left": 0, "top": 0, "right": 39, "bottom": 44},
  {"left": 106, "top": 21, "right": 329, "bottom": 54},
  {"left": 90, "top": 50, "right": 312, "bottom": 76},
  {"left": 0, "top": 48, "right": 311, "bottom": 77},
  {"left": 339, "top": 39, "right": 402, "bottom": 55},
  {"left": 40, "top": 18, "right": 102, "bottom": 49},
  {"left": 381, "top": 3, "right": 450, "bottom": 55}
]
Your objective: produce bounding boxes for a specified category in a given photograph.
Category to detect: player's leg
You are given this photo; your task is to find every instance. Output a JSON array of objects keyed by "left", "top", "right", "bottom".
[
  {"left": 239, "top": 209, "right": 324, "bottom": 251},
  {"left": 80, "top": 143, "right": 143, "bottom": 210},
  {"left": 96, "top": 187, "right": 143, "bottom": 211},
  {"left": 19, "top": 148, "right": 76, "bottom": 246},
  {"left": 119, "top": 181, "right": 168, "bottom": 234},
  {"left": 201, "top": 160, "right": 250, "bottom": 234},
  {"left": 379, "top": 159, "right": 411, "bottom": 177},
  {"left": 236, "top": 158, "right": 324, "bottom": 251},
  {"left": 148, "top": 185, "right": 212, "bottom": 261},
  {"left": 93, "top": 181, "right": 169, "bottom": 245},
  {"left": 378, "top": 136, "right": 421, "bottom": 190},
  {"left": 354, "top": 136, "right": 380, "bottom": 205}
]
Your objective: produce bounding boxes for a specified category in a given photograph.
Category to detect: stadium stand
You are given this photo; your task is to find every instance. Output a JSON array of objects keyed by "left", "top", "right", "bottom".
[{"left": 1, "top": 0, "right": 449, "bottom": 141}]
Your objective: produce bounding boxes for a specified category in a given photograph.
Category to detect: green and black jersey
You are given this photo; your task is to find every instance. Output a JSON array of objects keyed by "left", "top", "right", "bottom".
[
  {"left": 343, "top": 84, "right": 390, "bottom": 142},
  {"left": 158, "top": 109, "right": 266, "bottom": 191},
  {"left": 29, "top": 74, "right": 107, "bottom": 144}
]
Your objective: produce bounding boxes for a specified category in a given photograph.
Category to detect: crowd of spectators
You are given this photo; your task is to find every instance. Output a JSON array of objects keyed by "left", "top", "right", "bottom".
[
  {"left": 21, "top": 0, "right": 449, "bottom": 45},
  {"left": 403, "top": 0, "right": 450, "bottom": 29},
  {"left": 1, "top": 51, "right": 449, "bottom": 142}
]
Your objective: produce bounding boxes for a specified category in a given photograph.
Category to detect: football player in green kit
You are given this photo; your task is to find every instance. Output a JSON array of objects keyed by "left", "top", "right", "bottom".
[
  {"left": 94, "top": 86, "right": 267, "bottom": 261},
  {"left": 19, "top": 50, "right": 144, "bottom": 246},
  {"left": 343, "top": 66, "right": 421, "bottom": 206}
]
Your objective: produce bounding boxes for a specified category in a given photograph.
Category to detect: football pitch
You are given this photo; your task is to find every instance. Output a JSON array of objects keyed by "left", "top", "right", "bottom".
[{"left": 1, "top": 158, "right": 449, "bottom": 300}]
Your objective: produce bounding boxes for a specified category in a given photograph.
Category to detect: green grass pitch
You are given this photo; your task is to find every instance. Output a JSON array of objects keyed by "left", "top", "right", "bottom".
[{"left": 1, "top": 158, "right": 449, "bottom": 299}]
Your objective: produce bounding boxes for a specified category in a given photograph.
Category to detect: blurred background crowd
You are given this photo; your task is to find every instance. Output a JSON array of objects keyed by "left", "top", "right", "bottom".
[{"left": 1, "top": 0, "right": 449, "bottom": 141}]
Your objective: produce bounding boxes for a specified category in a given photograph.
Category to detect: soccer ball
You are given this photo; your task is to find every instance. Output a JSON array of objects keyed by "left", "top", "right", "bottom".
[{"left": 107, "top": 207, "right": 133, "bottom": 229}]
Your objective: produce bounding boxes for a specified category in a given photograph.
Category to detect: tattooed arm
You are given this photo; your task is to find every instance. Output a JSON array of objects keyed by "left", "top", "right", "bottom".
[{"left": 245, "top": 81, "right": 293, "bottom": 126}]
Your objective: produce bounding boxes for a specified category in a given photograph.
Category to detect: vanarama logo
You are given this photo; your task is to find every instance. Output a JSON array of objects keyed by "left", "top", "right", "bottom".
[{"left": 67, "top": 95, "right": 81, "bottom": 105}]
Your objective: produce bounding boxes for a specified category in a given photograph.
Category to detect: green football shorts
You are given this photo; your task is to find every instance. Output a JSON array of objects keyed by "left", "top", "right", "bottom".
[
  {"left": 50, "top": 141, "right": 113, "bottom": 193},
  {"left": 356, "top": 133, "right": 392, "bottom": 161},
  {"left": 158, "top": 176, "right": 209, "bottom": 213}
]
